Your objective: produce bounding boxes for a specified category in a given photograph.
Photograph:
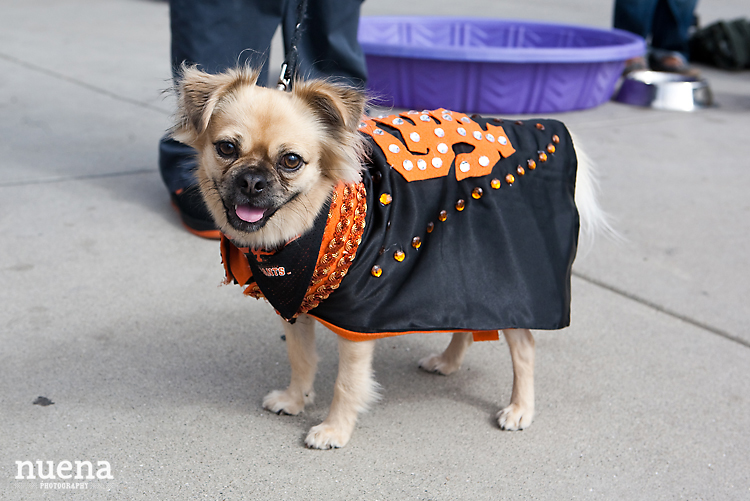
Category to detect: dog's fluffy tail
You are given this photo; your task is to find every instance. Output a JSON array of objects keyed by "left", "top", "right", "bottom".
[{"left": 572, "top": 135, "right": 617, "bottom": 249}]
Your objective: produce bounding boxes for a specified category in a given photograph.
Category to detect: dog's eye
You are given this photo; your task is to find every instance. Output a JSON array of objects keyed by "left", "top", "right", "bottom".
[
  {"left": 280, "top": 153, "right": 303, "bottom": 171},
  {"left": 215, "top": 141, "right": 237, "bottom": 159}
]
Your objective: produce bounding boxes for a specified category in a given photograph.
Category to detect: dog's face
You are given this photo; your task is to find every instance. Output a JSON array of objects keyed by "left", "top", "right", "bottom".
[{"left": 171, "top": 66, "right": 367, "bottom": 249}]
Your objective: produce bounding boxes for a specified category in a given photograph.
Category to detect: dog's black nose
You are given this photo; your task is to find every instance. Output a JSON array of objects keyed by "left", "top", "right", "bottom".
[{"left": 237, "top": 172, "right": 268, "bottom": 197}]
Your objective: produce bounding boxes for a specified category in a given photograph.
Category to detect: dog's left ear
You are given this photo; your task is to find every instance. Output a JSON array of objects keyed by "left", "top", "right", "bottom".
[
  {"left": 171, "top": 65, "right": 260, "bottom": 145},
  {"left": 292, "top": 80, "right": 366, "bottom": 137}
]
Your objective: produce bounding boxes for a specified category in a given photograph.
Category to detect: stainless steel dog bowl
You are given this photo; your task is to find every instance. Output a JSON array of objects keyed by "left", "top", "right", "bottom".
[{"left": 613, "top": 70, "right": 713, "bottom": 111}]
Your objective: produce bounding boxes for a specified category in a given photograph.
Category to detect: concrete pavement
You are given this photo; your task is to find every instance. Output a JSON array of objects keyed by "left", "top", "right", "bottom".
[{"left": 1, "top": 0, "right": 749, "bottom": 499}]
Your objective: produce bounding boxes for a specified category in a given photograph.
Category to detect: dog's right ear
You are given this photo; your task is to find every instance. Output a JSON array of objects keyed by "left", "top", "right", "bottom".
[
  {"left": 292, "top": 79, "right": 367, "bottom": 137},
  {"left": 171, "top": 65, "right": 260, "bottom": 145}
]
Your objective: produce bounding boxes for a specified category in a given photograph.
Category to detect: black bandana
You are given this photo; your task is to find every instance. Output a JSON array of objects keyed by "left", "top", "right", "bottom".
[{"left": 242, "top": 198, "right": 331, "bottom": 320}]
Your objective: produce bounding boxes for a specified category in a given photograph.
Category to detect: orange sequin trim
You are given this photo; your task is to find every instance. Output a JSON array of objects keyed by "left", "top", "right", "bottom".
[{"left": 297, "top": 182, "right": 367, "bottom": 315}]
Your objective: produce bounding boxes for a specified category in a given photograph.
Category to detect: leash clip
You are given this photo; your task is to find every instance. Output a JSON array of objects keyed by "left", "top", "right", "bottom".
[
  {"left": 276, "top": 0, "right": 307, "bottom": 92},
  {"left": 276, "top": 62, "right": 292, "bottom": 92}
]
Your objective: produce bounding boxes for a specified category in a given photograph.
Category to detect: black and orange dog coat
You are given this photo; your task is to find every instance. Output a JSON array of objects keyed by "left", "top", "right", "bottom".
[{"left": 221, "top": 109, "right": 580, "bottom": 342}]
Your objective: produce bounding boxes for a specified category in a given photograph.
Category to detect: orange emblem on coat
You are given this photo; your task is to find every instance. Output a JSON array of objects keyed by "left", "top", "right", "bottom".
[{"left": 359, "top": 109, "right": 516, "bottom": 182}]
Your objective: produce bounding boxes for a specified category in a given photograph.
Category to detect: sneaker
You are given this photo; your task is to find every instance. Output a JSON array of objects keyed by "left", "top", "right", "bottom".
[
  {"left": 170, "top": 186, "right": 221, "bottom": 239},
  {"left": 622, "top": 56, "right": 648, "bottom": 75},
  {"left": 648, "top": 51, "right": 701, "bottom": 77}
]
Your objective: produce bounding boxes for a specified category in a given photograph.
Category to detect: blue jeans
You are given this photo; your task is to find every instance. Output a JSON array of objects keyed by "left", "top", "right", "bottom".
[
  {"left": 159, "top": 0, "right": 368, "bottom": 193},
  {"left": 614, "top": 0, "right": 698, "bottom": 57}
]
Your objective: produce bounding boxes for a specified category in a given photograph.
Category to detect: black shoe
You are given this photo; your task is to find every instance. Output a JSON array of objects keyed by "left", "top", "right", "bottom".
[{"left": 170, "top": 186, "right": 221, "bottom": 239}]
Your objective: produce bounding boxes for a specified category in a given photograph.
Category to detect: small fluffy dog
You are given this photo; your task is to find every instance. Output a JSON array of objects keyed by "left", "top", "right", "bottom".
[{"left": 171, "top": 65, "right": 604, "bottom": 449}]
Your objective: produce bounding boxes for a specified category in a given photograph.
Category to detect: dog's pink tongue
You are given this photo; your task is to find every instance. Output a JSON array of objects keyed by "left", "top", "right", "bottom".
[{"left": 235, "top": 204, "right": 266, "bottom": 223}]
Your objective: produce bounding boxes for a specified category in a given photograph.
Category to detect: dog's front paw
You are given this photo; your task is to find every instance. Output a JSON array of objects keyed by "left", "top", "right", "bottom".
[
  {"left": 496, "top": 403, "right": 534, "bottom": 431},
  {"left": 262, "top": 389, "right": 314, "bottom": 416},
  {"left": 418, "top": 354, "right": 461, "bottom": 375},
  {"left": 304, "top": 422, "right": 353, "bottom": 449}
]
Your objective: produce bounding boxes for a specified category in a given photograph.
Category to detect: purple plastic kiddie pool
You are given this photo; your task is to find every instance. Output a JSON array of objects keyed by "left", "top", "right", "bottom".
[{"left": 358, "top": 17, "right": 646, "bottom": 114}]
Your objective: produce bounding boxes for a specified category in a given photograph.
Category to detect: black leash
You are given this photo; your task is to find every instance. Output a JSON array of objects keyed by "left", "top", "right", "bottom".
[{"left": 276, "top": 0, "right": 309, "bottom": 91}]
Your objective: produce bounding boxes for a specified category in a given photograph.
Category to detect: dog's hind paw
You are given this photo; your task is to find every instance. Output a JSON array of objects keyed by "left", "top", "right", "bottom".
[
  {"left": 418, "top": 354, "right": 461, "bottom": 375},
  {"left": 262, "top": 389, "right": 313, "bottom": 416},
  {"left": 304, "top": 423, "right": 352, "bottom": 449},
  {"left": 496, "top": 403, "right": 534, "bottom": 431}
]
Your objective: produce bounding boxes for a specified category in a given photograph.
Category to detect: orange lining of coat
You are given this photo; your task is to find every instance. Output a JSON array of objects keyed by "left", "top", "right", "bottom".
[{"left": 310, "top": 315, "right": 500, "bottom": 343}]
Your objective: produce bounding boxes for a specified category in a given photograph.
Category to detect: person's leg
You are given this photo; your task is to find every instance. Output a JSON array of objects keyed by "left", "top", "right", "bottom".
[
  {"left": 613, "top": 0, "right": 660, "bottom": 73},
  {"left": 283, "top": 0, "right": 367, "bottom": 88},
  {"left": 160, "top": 0, "right": 285, "bottom": 237},
  {"left": 614, "top": 0, "right": 699, "bottom": 74},
  {"left": 646, "top": 0, "right": 700, "bottom": 74},
  {"left": 651, "top": 0, "right": 699, "bottom": 56},
  {"left": 613, "top": 0, "right": 660, "bottom": 39},
  {"left": 169, "top": 0, "right": 284, "bottom": 82}
]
